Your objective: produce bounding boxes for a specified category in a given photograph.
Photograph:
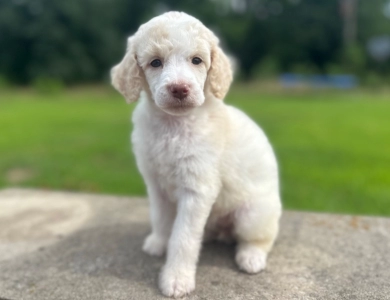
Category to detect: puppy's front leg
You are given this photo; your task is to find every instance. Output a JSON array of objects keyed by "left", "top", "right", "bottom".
[
  {"left": 143, "top": 183, "right": 176, "bottom": 257},
  {"left": 159, "top": 189, "right": 215, "bottom": 298}
]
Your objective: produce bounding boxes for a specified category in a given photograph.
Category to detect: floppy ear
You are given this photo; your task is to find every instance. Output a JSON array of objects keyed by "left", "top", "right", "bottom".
[
  {"left": 111, "top": 36, "right": 143, "bottom": 103},
  {"left": 208, "top": 45, "right": 233, "bottom": 100}
]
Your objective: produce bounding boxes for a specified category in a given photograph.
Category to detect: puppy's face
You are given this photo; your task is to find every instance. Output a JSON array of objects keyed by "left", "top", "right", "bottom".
[
  {"left": 111, "top": 12, "right": 233, "bottom": 115},
  {"left": 136, "top": 25, "right": 211, "bottom": 115}
]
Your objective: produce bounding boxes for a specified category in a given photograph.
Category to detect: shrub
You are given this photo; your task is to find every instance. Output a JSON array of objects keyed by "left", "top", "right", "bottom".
[
  {"left": 343, "top": 44, "right": 366, "bottom": 75},
  {"left": 0, "top": 75, "right": 10, "bottom": 90},
  {"left": 290, "top": 63, "right": 319, "bottom": 75},
  {"left": 251, "top": 56, "right": 280, "bottom": 79},
  {"left": 326, "top": 63, "right": 347, "bottom": 75},
  {"left": 32, "top": 77, "right": 64, "bottom": 95},
  {"left": 363, "top": 71, "right": 383, "bottom": 87}
]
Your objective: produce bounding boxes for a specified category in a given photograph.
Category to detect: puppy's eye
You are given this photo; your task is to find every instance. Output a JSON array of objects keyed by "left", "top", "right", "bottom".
[
  {"left": 192, "top": 57, "right": 202, "bottom": 65},
  {"left": 150, "top": 59, "right": 162, "bottom": 68}
]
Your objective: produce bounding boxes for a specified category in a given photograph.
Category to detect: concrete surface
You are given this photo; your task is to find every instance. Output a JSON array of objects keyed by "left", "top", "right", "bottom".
[{"left": 0, "top": 188, "right": 389, "bottom": 300}]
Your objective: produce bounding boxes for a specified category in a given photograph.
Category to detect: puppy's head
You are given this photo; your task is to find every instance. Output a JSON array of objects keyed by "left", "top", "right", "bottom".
[{"left": 111, "top": 11, "right": 233, "bottom": 115}]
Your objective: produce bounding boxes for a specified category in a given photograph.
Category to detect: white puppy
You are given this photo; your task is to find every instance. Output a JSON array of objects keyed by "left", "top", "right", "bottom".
[{"left": 111, "top": 11, "right": 281, "bottom": 298}]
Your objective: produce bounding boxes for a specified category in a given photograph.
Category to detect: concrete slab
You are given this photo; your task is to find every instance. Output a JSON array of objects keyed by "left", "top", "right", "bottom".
[{"left": 0, "top": 188, "right": 389, "bottom": 300}]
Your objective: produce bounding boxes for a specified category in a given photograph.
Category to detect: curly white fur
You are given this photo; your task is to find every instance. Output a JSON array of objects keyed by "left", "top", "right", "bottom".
[{"left": 111, "top": 11, "right": 282, "bottom": 298}]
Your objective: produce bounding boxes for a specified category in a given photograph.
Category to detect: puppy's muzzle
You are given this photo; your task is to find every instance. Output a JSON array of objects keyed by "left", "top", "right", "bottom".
[{"left": 168, "top": 84, "right": 189, "bottom": 100}]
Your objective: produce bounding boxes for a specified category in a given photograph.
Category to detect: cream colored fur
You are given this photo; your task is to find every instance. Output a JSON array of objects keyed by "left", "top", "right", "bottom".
[{"left": 111, "top": 11, "right": 281, "bottom": 298}]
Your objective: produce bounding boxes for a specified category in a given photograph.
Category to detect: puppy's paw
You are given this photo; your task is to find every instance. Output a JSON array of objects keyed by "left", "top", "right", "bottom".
[
  {"left": 159, "top": 266, "right": 195, "bottom": 298},
  {"left": 142, "top": 234, "right": 167, "bottom": 257},
  {"left": 235, "top": 245, "right": 267, "bottom": 274}
]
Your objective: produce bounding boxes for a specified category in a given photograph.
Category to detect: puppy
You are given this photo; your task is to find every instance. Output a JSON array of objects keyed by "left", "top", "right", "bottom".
[{"left": 111, "top": 11, "right": 281, "bottom": 298}]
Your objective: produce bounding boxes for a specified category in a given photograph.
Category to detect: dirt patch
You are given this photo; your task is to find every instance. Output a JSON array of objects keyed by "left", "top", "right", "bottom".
[{"left": 6, "top": 167, "right": 35, "bottom": 184}]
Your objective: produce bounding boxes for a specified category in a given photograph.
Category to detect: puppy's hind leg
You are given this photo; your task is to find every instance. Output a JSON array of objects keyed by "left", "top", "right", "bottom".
[
  {"left": 143, "top": 183, "right": 176, "bottom": 257},
  {"left": 234, "top": 190, "right": 281, "bottom": 274}
]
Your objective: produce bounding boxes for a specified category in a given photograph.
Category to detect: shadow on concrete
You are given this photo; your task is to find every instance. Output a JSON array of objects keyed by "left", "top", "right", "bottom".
[{"left": 5, "top": 222, "right": 240, "bottom": 297}]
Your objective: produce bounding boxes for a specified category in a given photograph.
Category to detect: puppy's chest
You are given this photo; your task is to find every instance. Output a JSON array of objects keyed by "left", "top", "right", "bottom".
[
  {"left": 148, "top": 128, "right": 197, "bottom": 165},
  {"left": 135, "top": 119, "right": 213, "bottom": 182}
]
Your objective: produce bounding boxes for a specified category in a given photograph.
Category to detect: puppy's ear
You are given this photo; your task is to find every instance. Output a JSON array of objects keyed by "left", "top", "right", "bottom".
[
  {"left": 111, "top": 36, "right": 142, "bottom": 103},
  {"left": 208, "top": 45, "right": 233, "bottom": 100}
]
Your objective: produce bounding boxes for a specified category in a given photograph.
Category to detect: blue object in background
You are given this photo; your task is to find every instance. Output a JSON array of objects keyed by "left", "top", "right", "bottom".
[{"left": 280, "top": 73, "right": 358, "bottom": 89}]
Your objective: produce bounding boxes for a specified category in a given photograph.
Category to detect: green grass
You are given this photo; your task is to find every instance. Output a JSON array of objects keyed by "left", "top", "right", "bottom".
[{"left": 1, "top": 85, "right": 389, "bottom": 216}]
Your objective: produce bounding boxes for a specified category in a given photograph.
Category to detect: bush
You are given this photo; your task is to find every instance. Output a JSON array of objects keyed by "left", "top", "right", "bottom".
[
  {"left": 0, "top": 75, "right": 11, "bottom": 90},
  {"left": 326, "top": 63, "right": 347, "bottom": 75},
  {"left": 32, "top": 77, "right": 65, "bottom": 95},
  {"left": 290, "top": 63, "right": 320, "bottom": 75},
  {"left": 363, "top": 71, "right": 383, "bottom": 87},
  {"left": 344, "top": 44, "right": 366, "bottom": 75},
  {"left": 251, "top": 56, "right": 280, "bottom": 79}
]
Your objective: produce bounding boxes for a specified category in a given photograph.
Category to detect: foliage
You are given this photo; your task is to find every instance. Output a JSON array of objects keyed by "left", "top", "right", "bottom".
[
  {"left": 32, "top": 77, "right": 64, "bottom": 94},
  {"left": 251, "top": 56, "right": 280, "bottom": 79},
  {"left": 0, "top": 0, "right": 126, "bottom": 84},
  {"left": 363, "top": 71, "right": 384, "bottom": 87},
  {"left": 0, "top": 0, "right": 390, "bottom": 84},
  {"left": 343, "top": 43, "right": 366, "bottom": 75},
  {"left": 0, "top": 74, "right": 11, "bottom": 89}
]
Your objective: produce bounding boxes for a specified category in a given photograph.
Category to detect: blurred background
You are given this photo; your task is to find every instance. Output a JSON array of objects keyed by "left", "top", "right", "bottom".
[{"left": 0, "top": 0, "right": 389, "bottom": 216}]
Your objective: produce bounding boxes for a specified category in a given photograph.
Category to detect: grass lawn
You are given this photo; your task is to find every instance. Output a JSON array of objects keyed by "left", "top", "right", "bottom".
[{"left": 1, "top": 84, "right": 389, "bottom": 216}]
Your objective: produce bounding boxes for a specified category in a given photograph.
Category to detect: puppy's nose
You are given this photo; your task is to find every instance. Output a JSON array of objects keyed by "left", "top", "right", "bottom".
[{"left": 168, "top": 84, "right": 189, "bottom": 100}]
